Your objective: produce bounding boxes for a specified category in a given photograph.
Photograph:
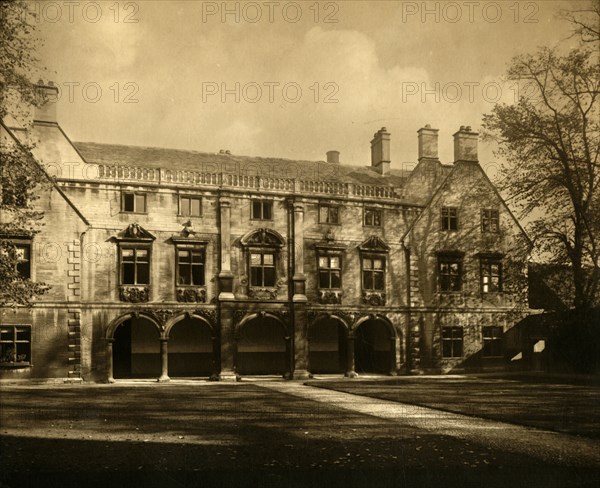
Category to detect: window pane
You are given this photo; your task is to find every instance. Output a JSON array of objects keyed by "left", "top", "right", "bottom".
[
  {"left": 16, "top": 259, "right": 31, "bottom": 279},
  {"left": 363, "top": 258, "right": 372, "bottom": 270},
  {"left": 137, "top": 263, "right": 150, "bottom": 285},
  {"left": 330, "top": 256, "right": 340, "bottom": 269},
  {"left": 178, "top": 264, "right": 191, "bottom": 285},
  {"left": 252, "top": 201, "right": 262, "bottom": 219},
  {"left": 192, "top": 265, "right": 204, "bottom": 286},
  {"left": 374, "top": 271, "right": 385, "bottom": 290},
  {"left": 122, "top": 263, "right": 135, "bottom": 284},
  {"left": 331, "top": 271, "right": 341, "bottom": 288},
  {"left": 178, "top": 250, "right": 190, "bottom": 263},
  {"left": 263, "top": 254, "right": 274, "bottom": 266},
  {"left": 122, "top": 249, "right": 134, "bottom": 260},
  {"left": 16, "top": 342, "right": 30, "bottom": 362},
  {"left": 319, "top": 271, "right": 330, "bottom": 288},
  {"left": 192, "top": 250, "right": 204, "bottom": 263},
  {"left": 263, "top": 267, "right": 276, "bottom": 286},
  {"left": 136, "top": 249, "right": 148, "bottom": 261},
  {"left": 329, "top": 207, "right": 339, "bottom": 223},
  {"left": 363, "top": 270, "right": 373, "bottom": 289},
  {"left": 123, "top": 193, "right": 134, "bottom": 212},
  {"left": 180, "top": 197, "right": 190, "bottom": 216},
  {"left": 319, "top": 206, "right": 328, "bottom": 222},
  {"left": 135, "top": 194, "right": 146, "bottom": 212},
  {"left": 373, "top": 259, "right": 383, "bottom": 270},
  {"left": 318, "top": 256, "right": 328, "bottom": 268},
  {"left": 263, "top": 202, "right": 272, "bottom": 220},
  {"left": 250, "top": 267, "right": 261, "bottom": 286},
  {"left": 191, "top": 198, "right": 201, "bottom": 216},
  {"left": 250, "top": 253, "right": 261, "bottom": 265}
]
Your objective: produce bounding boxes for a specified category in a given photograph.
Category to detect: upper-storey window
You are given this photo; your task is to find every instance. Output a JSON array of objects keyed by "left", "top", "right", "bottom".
[
  {"left": 481, "top": 257, "right": 502, "bottom": 293},
  {"left": 250, "top": 252, "right": 276, "bottom": 287},
  {"left": 251, "top": 200, "right": 273, "bottom": 220},
  {"left": 176, "top": 247, "right": 205, "bottom": 286},
  {"left": 0, "top": 241, "right": 31, "bottom": 280},
  {"left": 120, "top": 247, "right": 150, "bottom": 285},
  {"left": 438, "top": 253, "right": 463, "bottom": 292},
  {"left": 318, "top": 255, "right": 341, "bottom": 289},
  {"left": 481, "top": 209, "right": 499, "bottom": 232},
  {"left": 364, "top": 208, "right": 382, "bottom": 227},
  {"left": 319, "top": 204, "right": 340, "bottom": 224},
  {"left": 122, "top": 192, "right": 146, "bottom": 213},
  {"left": 441, "top": 207, "right": 458, "bottom": 231},
  {"left": 180, "top": 196, "right": 202, "bottom": 217},
  {"left": 362, "top": 256, "right": 385, "bottom": 291}
]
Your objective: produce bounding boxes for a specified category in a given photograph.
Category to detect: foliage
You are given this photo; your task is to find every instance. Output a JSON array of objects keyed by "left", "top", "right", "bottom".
[
  {"left": 0, "top": 0, "right": 49, "bottom": 307},
  {"left": 483, "top": 1, "right": 600, "bottom": 310}
]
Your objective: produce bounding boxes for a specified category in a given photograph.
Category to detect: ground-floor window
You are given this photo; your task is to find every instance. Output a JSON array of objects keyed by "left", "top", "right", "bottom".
[
  {"left": 442, "top": 326, "right": 463, "bottom": 358},
  {"left": 482, "top": 326, "right": 504, "bottom": 357},
  {"left": 0, "top": 326, "right": 31, "bottom": 364}
]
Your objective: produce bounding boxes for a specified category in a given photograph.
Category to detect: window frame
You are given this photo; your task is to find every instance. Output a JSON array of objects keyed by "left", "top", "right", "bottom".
[
  {"left": 481, "top": 209, "right": 500, "bottom": 233},
  {"left": 121, "top": 191, "right": 147, "bottom": 214},
  {"left": 442, "top": 326, "right": 463, "bottom": 358},
  {"left": 318, "top": 203, "right": 341, "bottom": 225},
  {"left": 250, "top": 200, "right": 273, "bottom": 221},
  {"left": 480, "top": 258, "right": 503, "bottom": 293},
  {"left": 361, "top": 254, "right": 386, "bottom": 291},
  {"left": 0, "top": 325, "right": 31, "bottom": 366},
  {"left": 317, "top": 254, "right": 342, "bottom": 289},
  {"left": 441, "top": 206, "right": 458, "bottom": 231},
  {"left": 363, "top": 207, "right": 382, "bottom": 227},
  {"left": 119, "top": 245, "right": 151, "bottom": 286},
  {"left": 179, "top": 195, "right": 202, "bottom": 217},
  {"left": 482, "top": 325, "right": 504, "bottom": 358},
  {"left": 1, "top": 240, "right": 32, "bottom": 280},
  {"left": 175, "top": 245, "right": 206, "bottom": 286},
  {"left": 249, "top": 251, "right": 276, "bottom": 287},
  {"left": 438, "top": 254, "right": 463, "bottom": 293}
]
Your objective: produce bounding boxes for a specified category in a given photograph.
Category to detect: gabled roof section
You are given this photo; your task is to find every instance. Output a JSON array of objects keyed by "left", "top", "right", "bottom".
[{"left": 0, "top": 120, "right": 90, "bottom": 226}]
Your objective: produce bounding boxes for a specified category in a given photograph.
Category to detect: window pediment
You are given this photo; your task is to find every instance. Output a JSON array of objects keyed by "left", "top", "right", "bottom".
[
  {"left": 358, "top": 236, "right": 390, "bottom": 253},
  {"left": 116, "top": 223, "right": 156, "bottom": 242},
  {"left": 240, "top": 228, "right": 284, "bottom": 248}
]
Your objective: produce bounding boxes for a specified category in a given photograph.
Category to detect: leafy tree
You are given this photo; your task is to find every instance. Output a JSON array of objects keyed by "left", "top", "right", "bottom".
[
  {"left": 1, "top": 0, "right": 49, "bottom": 307},
  {"left": 483, "top": 1, "right": 600, "bottom": 311}
]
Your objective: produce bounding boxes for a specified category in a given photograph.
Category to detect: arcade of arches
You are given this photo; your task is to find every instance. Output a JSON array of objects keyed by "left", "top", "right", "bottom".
[{"left": 106, "top": 313, "right": 399, "bottom": 381}]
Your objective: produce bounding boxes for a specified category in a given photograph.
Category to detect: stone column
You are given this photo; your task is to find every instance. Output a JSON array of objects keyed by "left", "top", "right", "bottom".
[
  {"left": 218, "top": 197, "right": 234, "bottom": 300},
  {"left": 106, "top": 339, "right": 115, "bottom": 383},
  {"left": 345, "top": 333, "right": 357, "bottom": 378},
  {"left": 290, "top": 201, "right": 310, "bottom": 379},
  {"left": 219, "top": 307, "right": 238, "bottom": 381},
  {"left": 389, "top": 336, "right": 398, "bottom": 375},
  {"left": 158, "top": 339, "right": 170, "bottom": 382}
]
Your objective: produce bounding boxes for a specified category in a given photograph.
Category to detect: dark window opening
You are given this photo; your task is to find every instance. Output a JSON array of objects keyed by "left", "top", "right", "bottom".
[
  {"left": 482, "top": 209, "right": 499, "bottom": 232},
  {"left": 441, "top": 207, "right": 458, "bottom": 231},
  {"left": 442, "top": 326, "right": 463, "bottom": 358},
  {"left": 319, "top": 204, "right": 340, "bottom": 224},
  {"left": 364, "top": 208, "right": 382, "bottom": 227},
  {"left": 481, "top": 259, "right": 502, "bottom": 293},
  {"left": 362, "top": 256, "right": 385, "bottom": 291},
  {"left": 0, "top": 326, "right": 31, "bottom": 364},
  {"left": 438, "top": 256, "right": 462, "bottom": 292},
  {"left": 177, "top": 248, "right": 205, "bottom": 286},
  {"left": 318, "top": 255, "right": 341, "bottom": 289},
  {"left": 120, "top": 247, "right": 150, "bottom": 285},
  {"left": 251, "top": 200, "right": 273, "bottom": 220},
  {"left": 250, "top": 252, "right": 276, "bottom": 287},
  {"left": 483, "top": 326, "right": 503, "bottom": 357},
  {"left": 122, "top": 192, "right": 146, "bottom": 213}
]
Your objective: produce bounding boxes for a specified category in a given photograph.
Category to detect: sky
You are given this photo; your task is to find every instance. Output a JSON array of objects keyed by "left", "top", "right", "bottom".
[{"left": 32, "top": 0, "right": 587, "bottom": 173}]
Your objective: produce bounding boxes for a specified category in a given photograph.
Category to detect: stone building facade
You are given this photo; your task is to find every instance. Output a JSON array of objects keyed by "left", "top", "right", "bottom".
[{"left": 0, "top": 82, "right": 530, "bottom": 382}]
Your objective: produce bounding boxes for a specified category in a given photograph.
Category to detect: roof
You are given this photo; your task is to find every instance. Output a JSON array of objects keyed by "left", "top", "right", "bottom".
[{"left": 73, "top": 141, "right": 412, "bottom": 188}]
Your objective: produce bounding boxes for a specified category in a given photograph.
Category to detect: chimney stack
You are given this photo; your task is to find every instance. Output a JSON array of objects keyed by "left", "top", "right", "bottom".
[
  {"left": 371, "top": 127, "right": 390, "bottom": 175},
  {"left": 453, "top": 125, "right": 478, "bottom": 163},
  {"left": 34, "top": 80, "right": 59, "bottom": 124},
  {"left": 326, "top": 150, "right": 340, "bottom": 164},
  {"left": 417, "top": 124, "right": 439, "bottom": 161}
]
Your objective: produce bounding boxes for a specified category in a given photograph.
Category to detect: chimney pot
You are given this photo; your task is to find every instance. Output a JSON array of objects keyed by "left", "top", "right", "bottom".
[
  {"left": 370, "top": 127, "right": 391, "bottom": 175},
  {"left": 326, "top": 150, "right": 340, "bottom": 164}
]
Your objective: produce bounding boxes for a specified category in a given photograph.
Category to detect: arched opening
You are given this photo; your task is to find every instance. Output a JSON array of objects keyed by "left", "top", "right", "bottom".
[
  {"left": 236, "top": 316, "right": 287, "bottom": 375},
  {"left": 354, "top": 319, "right": 394, "bottom": 374},
  {"left": 168, "top": 317, "right": 214, "bottom": 377},
  {"left": 308, "top": 317, "right": 347, "bottom": 374},
  {"left": 113, "top": 317, "right": 160, "bottom": 379}
]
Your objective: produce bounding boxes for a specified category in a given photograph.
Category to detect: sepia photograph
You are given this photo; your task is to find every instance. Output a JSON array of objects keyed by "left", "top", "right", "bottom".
[{"left": 0, "top": 0, "right": 599, "bottom": 486}]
